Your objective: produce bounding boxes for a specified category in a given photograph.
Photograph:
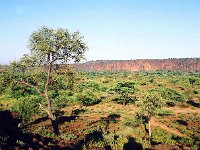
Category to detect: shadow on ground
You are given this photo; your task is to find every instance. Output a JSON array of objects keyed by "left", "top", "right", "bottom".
[
  {"left": 186, "top": 100, "right": 200, "bottom": 108},
  {"left": 0, "top": 110, "right": 77, "bottom": 149},
  {"left": 89, "top": 113, "right": 121, "bottom": 133},
  {"left": 123, "top": 137, "right": 143, "bottom": 150},
  {"left": 176, "top": 119, "right": 188, "bottom": 126},
  {"left": 0, "top": 110, "right": 145, "bottom": 149}
]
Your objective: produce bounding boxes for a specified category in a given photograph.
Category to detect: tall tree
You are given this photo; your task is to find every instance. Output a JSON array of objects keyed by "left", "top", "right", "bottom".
[
  {"left": 11, "top": 26, "right": 87, "bottom": 121},
  {"left": 137, "top": 91, "right": 165, "bottom": 138}
]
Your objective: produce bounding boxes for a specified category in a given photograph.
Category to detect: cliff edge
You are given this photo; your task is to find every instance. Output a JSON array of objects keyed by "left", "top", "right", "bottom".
[{"left": 73, "top": 58, "right": 200, "bottom": 72}]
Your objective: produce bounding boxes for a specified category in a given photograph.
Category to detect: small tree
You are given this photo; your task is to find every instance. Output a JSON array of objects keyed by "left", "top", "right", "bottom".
[
  {"left": 11, "top": 26, "right": 87, "bottom": 121},
  {"left": 113, "top": 81, "right": 136, "bottom": 105},
  {"left": 137, "top": 91, "right": 165, "bottom": 138}
]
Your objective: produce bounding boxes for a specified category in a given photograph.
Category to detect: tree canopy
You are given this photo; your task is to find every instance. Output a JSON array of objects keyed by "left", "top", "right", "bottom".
[
  {"left": 11, "top": 26, "right": 88, "bottom": 122},
  {"left": 137, "top": 91, "right": 165, "bottom": 137}
]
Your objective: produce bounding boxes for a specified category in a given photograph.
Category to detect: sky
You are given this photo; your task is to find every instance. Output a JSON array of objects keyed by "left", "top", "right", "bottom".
[{"left": 0, "top": 0, "right": 200, "bottom": 64}]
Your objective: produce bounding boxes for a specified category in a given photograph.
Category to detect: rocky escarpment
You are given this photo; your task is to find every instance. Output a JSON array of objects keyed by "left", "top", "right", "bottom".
[{"left": 73, "top": 58, "right": 200, "bottom": 72}]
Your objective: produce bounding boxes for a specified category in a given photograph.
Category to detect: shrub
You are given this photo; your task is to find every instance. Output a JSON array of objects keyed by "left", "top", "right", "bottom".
[
  {"left": 12, "top": 95, "right": 43, "bottom": 122},
  {"left": 113, "top": 81, "right": 137, "bottom": 105},
  {"left": 77, "top": 91, "right": 100, "bottom": 106},
  {"left": 87, "top": 81, "right": 107, "bottom": 92},
  {"left": 9, "top": 83, "right": 36, "bottom": 99},
  {"left": 124, "top": 114, "right": 143, "bottom": 127},
  {"left": 171, "top": 79, "right": 179, "bottom": 84},
  {"left": 157, "top": 109, "right": 174, "bottom": 116},
  {"left": 60, "top": 133, "right": 77, "bottom": 140},
  {"left": 113, "top": 96, "right": 136, "bottom": 105},
  {"left": 189, "top": 77, "right": 199, "bottom": 85},
  {"left": 152, "top": 127, "right": 176, "bottom": 144},
  {"left": 159, "top": 88, "right": 184, "bottom": 102},
  {"left": 176, "top": 136, "right": 198, "bottom": 147},
  {"left": 78, "top": 81, "right": 107, "bottom": 92},
  {"left": 52, "top": 90, "right": 78, "bottom": 109}
]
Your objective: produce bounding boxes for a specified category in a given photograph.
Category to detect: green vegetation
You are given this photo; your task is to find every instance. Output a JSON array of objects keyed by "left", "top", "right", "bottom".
[
  {"left": 10, "top": 26, "right": 87, "bottom": 121},
  {"left": 137, "top": 91, "right": 165, "bottom": 138},
  {"left": 1, "top": 69, "right": 199, "bottom": 149},
  {"left": 113, "top": 81, "right": 136, "bottom": 105}
]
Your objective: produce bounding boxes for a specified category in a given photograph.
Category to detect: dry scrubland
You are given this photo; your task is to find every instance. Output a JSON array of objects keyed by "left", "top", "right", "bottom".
[{"left": 0, "top": 70, "right": 200, "bottom": 149}]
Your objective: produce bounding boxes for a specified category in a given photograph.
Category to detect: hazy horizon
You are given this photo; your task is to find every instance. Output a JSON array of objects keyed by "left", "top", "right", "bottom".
[{"left": 0, "top": 0, "right": 200, "bottom": 64}]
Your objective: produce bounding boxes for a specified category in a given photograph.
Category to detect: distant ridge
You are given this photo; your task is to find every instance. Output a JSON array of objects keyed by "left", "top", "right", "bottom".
[{"left": 73, "top": 58, "right": 200, "bottom": 72}]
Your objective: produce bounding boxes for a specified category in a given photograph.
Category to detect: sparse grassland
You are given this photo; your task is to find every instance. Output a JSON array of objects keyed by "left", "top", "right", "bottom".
[{"left": 0, "top": 70, "right": 200, "bottom": 149}]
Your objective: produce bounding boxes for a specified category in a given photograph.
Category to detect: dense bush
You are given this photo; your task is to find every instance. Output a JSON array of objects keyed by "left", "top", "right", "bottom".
[
  {"left": 188, "top": 77, "right": 200, "bottom": 85},
  {"left": 0, "top": 71, "right": 11, "bottom": 93},
  {"left": 113, "top": 81, "right": 137, "bottom": 105},
  {"left": 157, "top": 109, "right": 174, "bottom": 116},
  {"left": 12, "top": 95, "right": 43, "bottom": 122},
  {"left": 176, "top": 136, "right": 199, "bottom": 148},
  {"left": 159, "top": 88, "right": 184, "bottom": 102},
  {"left": 53, "top": 90, "right": 78, "bottom": 109},
  {"left": 9, "top": 84, "right": 36, "bottom": 99},
  {"left": 152, "top": 127, "right": 176, "bottom": 144},
  {"left": 124, "top": 113, "right": 144, "bottom": 127},
  {"left": 77, "top": 91, "right": 100, "bottom": 106},
  {"left": 78, "top": 81, "right": 107, "bottom": 92}
]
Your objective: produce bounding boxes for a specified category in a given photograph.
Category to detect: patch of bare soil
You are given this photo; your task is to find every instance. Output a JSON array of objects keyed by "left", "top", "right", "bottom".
[{"left": 165, "top": 106, "right": 200, "bottom": 114}]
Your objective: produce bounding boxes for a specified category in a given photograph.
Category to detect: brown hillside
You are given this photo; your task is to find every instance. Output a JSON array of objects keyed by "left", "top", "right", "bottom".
[{"left": 73, "top": 58, "right": 200, "bottom": 72}]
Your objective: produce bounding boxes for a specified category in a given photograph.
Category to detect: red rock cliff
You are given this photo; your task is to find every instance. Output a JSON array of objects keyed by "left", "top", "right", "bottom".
[{"left": 73, "top": 58, "right": 200, "bottom": 72}]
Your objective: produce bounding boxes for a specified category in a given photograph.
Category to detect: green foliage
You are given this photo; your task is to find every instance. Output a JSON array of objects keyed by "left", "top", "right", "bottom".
[
  {"left": 51, "top": 65, "right": 78, "bottom": 90},
  {"left": 176, "top": 136, "right": 199, "bottom": 148},
  {"left": 104, "top": 134, "right": 128, "bottom": 150},
  {"left": 34, "top": 126, "right": 56, "bottom": 138},
  {"left": 52, "top": 90, "right": 78, "bottom": 109},
  {"left": 1, "top": 66, "right": 200, "bottom": 148},
  {"left": 113, "top": 81, "right": 137, "bottom": 105},
  {"left": 189, "top": 77, "right": 199, "bottom": 85},
  {"left": 152, "top": 127, "right": 176, "bottom": 144},
  {"left": 9, "top": 26, "right": 88, "bottom": 120},
  {"left": 78, "top": 81, "right": 107, "bottom": 92},
  {"left": 137, "top": 91, "right": 165, "bottom": 119},
  {"left": 82, "top": 130, "right": 128, "bottom": 150},
  {"left": 157, "top": 109, "right": 174, "bottom": 116},
  {"left": 12, "top": 95, "right": 43, "bottom": 122},
  {"left": 60, "top": 133, "right": 77, "bottom": 140},
  {"left": 77, "top": 91, "right": 100, "bottom": 106},
  {"left": 76, "top": 81, "right": 107, "bottom": 106},
  {"left": 9, "top": 84, "right": 35, "bottom": 99},
  {"left": 124, "top": 113, "right": 144, "bottom": 127},
  {"left": 171, "top": 79, "right": 179, "bottom": 84},
  {"left": 0, "top": 70, "right": 12, "bottom": 93},
  {"left": 28, "top": 26, "right": 88, "bottom": 63},
  {"left": 159, "top": 88, "right": 184, "bottom": 102}
]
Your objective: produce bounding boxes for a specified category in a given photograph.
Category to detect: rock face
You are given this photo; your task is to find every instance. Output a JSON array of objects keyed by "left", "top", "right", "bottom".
[{"left": 74, "top": 58, "right": 200, "bottom": 72}]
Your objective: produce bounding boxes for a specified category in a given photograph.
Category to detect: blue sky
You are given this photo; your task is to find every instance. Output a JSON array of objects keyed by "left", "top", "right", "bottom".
[{"left": 0, "top": 0, "right": 200, "bottom": 64}]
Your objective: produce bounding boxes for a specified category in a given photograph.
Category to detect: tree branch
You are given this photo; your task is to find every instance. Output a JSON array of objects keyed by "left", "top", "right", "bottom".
[{"left": 16, "top": 80, "right": 45, "bottom": 98}]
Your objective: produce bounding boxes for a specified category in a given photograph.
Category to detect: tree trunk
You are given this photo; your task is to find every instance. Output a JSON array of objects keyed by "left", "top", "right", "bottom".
[
  {"left": 44, "top": 64, "right": 56, "bottom": 121},
  {"left": 45, "top": 94, "right": 56, "bottom": 120},
  {"left": 148, "top": 119, "right": 151, "bottom": 137}
]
